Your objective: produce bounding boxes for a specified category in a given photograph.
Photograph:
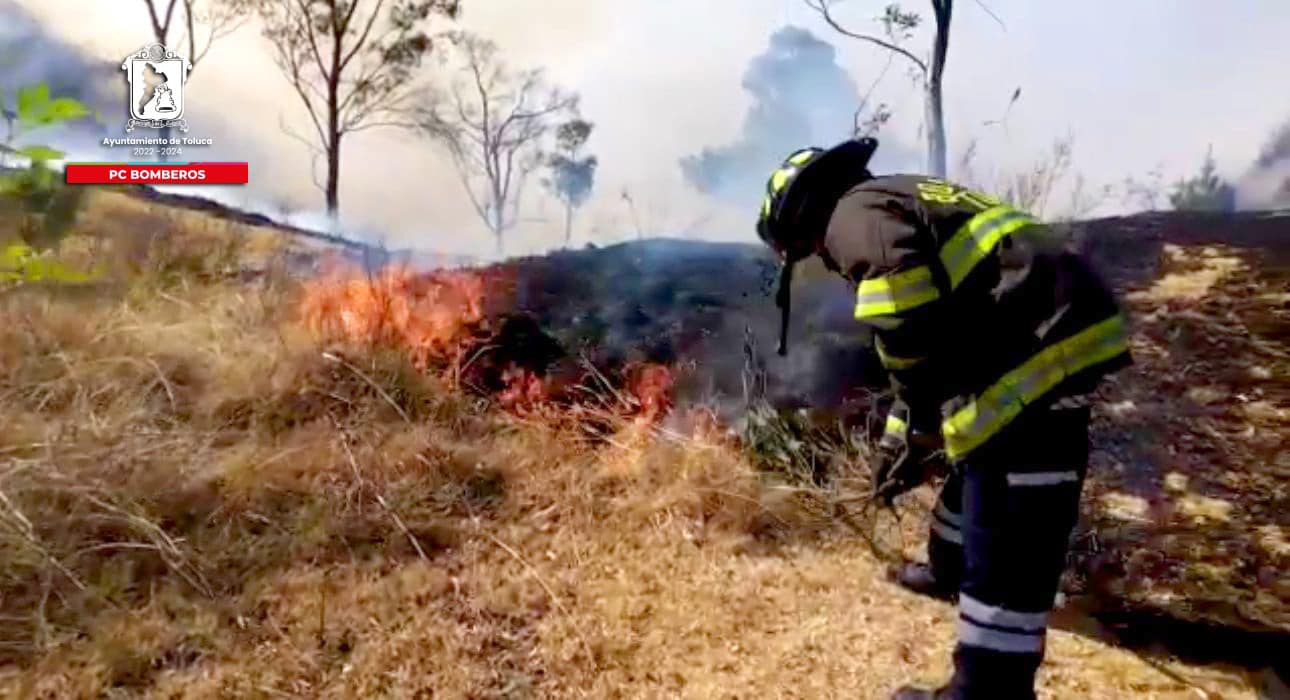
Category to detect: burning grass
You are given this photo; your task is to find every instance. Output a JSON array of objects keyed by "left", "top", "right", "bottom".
[
  {"left": 300, "top": 263, "right": 488, "bottom": 371},
  {"left": 0, "top": 192, "right": 1269, "bottom": 697}
]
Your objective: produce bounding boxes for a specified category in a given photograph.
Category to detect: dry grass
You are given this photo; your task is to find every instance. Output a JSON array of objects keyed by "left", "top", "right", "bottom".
[{"left": 0, "top": 191, "right": 1265, "bottom": 698}]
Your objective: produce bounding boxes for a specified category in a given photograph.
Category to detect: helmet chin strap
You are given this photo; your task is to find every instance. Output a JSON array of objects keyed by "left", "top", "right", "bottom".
[
  {"left": 775, "top": 259, "right": 795, "bottom": 356},
  {"left": 767, "top": 137, "right": 879, "bottom": 356}
]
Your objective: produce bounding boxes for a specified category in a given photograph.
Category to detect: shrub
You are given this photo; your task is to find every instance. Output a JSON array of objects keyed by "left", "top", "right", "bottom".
[
  {"left": 1169, "top": 146, "right": 1236, "bottom": 212},
  {"left": 1, "top": 83, "right": 94, "bottom": 253}
]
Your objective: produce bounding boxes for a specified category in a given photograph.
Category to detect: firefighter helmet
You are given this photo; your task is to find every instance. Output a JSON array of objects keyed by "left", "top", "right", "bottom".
[
  {"left": 756, "top": 137, "right": 879, "bottom": 357},
  {"left": 756, "top": 137, "right": 879, "bottom": 261}
]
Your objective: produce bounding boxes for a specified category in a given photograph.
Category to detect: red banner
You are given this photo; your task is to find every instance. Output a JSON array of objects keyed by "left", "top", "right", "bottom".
[{"left": 64, "top": 162, "right": 249, "bottom": 185}]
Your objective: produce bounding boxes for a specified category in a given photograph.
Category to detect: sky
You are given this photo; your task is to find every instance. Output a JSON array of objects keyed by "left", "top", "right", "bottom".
[{"left": 10, "top": 0, "right": 1290, "bottom": 257}]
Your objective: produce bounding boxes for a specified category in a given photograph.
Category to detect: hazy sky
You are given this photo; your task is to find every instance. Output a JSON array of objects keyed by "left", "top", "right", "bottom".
[{"left": 15, "top": 1, "right": 1290, "bottom": 257}]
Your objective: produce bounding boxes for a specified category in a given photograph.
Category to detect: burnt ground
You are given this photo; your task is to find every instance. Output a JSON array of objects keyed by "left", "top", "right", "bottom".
[
  {"left": 480, "top": 239, "right": 881, "bottom": 419},
  {"left": 1071, "top": 212, "right": 1290, "bottom": 650},
  {"left": 456, "top": 210, "right": 1290, "bottom": 670}
]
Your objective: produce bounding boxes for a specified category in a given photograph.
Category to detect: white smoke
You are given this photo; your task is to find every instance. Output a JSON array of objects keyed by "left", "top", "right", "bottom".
[
  {"left": 1237, "top": 121, "right": 1290, "bottom": 210},
  {"left": 679, "top": 25, "right": 920, "bottom": 209}
]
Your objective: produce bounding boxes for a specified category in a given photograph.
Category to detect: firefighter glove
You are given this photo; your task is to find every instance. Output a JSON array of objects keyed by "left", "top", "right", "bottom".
[{"left": 872, "top": 401, "right": 925, "bottom": 504}]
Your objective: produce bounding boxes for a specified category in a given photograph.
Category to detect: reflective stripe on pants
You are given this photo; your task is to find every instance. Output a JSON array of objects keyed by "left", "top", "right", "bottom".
[{"left": 942, "top": 404, "right": 1089, "bottom": 698}]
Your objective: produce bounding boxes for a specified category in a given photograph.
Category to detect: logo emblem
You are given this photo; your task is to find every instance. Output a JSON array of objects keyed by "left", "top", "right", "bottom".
[{"left": 121, "top": 43, "right": 191, "bottom": 133}]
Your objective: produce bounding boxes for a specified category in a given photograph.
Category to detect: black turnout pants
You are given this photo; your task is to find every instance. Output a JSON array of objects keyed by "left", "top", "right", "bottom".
[{"left": 927, "top": 402, "right": 1090, "bottom": 700}]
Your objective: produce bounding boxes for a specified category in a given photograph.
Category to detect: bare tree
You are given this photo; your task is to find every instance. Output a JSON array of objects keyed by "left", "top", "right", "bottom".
[
  {"left": 139, "top": 0, "right": 246, "bottom": 159},
  {"left": 252, "top": 0, "right": 460, "bottom": 216},
  {"left": 806, "top": 0, "right": 968, "bottom": 177},
  {"left": 416, "top": 32, "right": 577, "bottom": 255}
]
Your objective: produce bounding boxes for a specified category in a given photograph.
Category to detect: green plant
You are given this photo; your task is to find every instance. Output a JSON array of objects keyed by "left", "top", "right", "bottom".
[
  {"left": 1, "top": 83, "right": 93, "bottom": 253},
  {"left": 739, "top": 401, "right": 867, "bottom": 488}
]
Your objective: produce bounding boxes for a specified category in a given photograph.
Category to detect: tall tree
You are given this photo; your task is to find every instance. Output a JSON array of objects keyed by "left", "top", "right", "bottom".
[
  {"left": 416, "top": 32, "right": 577, "bottom": 255},
  {"left": 805, "top": 0, "right": 961, "bottom": 177},
  {"left": 253, "top": 0, "right": 460, "bottom": 216},
  {"left": 138, "top": 0, "right": 245, "bottom": 159},
  {"left": 544, "top": 119, "right": 597, "bottom": 246}
]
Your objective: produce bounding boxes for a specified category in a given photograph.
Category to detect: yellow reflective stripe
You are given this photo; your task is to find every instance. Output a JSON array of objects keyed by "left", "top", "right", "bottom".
[
  {"left": 851, "top": 204, "right": 1037, "bottom": 326},
  {"left": 940, "top": 205, "right": 1037, "bottom": 288},
  {"left": 885, "top": 413, "right": 908, "bottom": 437},
  {"left": 770, "top": 166, "right": 796, "bottom": 193},
  {"left": 787, "top": 150, "right": 816, "bottom": 166},
  {"left": 761, "top": 195, "right": 771, "bottom": 218},
  {"left": 854, "top": 266, "right": 939, "bottom": 319},
  {"left": 942, "top": 314, "right": 1129, "bottom": 459},
  {"left": 875, "top": 337, "right": 924, "bottom": 370}
]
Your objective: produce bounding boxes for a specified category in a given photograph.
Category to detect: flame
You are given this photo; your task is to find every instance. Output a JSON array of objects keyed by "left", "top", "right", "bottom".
[
  {"left": 498, "top": 364, "right": 548, "bottom": 411},
  {"left": 299, "top": 262, "right": 678, "bottom": 422},
  {"left": 627, "top": 362, "right": 675, "bottom": 421},
  {"left": 300, "top": 264, "right": 486, "bottom": 370}
]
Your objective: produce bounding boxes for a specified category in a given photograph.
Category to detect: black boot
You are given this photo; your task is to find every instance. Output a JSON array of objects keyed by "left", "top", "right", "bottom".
[{"left": 888, "top": 562, "right": 957, "bottom": 601}]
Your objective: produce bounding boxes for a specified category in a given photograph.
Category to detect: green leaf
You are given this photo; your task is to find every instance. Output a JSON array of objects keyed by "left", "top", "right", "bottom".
[
  {"left": 15, "top": 83, "right": 50, "bottom": 124},
  {"left": 46, "top": 97, "right": 91, "bottom": 122},
  {"left": 18, "top": 145, "right": 64, "bottom": 163}
]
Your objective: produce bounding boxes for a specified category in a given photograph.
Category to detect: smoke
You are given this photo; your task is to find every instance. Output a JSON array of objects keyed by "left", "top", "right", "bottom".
[
  {"left": 0, "top": 0, "right": 115, "bottom": 153},
  {"left": 0, "top": 0, "right": 336, "bottom": 238},
  {"left": 678, "top": 26, "right": 861, "bottom": 208},
  {"left": 1237, "top": 120, "right": 1290, "bottom": 210}
]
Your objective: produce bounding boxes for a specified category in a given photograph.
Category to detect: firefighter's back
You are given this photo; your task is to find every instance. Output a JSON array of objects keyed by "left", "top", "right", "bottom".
[{"left": 824, "top": 173, "right": 1131, "bottom": 459}]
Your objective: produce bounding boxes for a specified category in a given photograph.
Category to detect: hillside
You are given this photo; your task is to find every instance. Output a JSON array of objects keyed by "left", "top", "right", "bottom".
[{"left": 0, "top": 189, "right": 1286, "bottom": 698}]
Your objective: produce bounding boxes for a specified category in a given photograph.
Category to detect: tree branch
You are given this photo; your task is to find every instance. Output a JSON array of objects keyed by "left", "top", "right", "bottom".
[
  {"left": 803, "top": 0, "right": 928, "bottom": 75},
  {"left": 144, "top": 0, "right": 181, "bottom": 44},
  {"left": 338, "top": 0, "right": 365, "bottom": 35},
  {"left": 295, "top": 0, "right": 330, "bottom": 83},
  {"left": 416, "top": 32, "right": 575, "bottom": 245},
  {"left": 185, "top": 0, "right": 198, "bottom": 66},
  {"left": 450, "top": 152, "right": 491, "bottom": 227},
  {"left": 972, "top": 0, "right": 1007, "bottom": 32},
  {"left": 346, "top": 117, "right": 418, "bottom": 133},
  {"left": 279, "top": 113, "right": 327, "bottom": 193},
  {"left": 275, "top": 43, "right": 329, "bottom": 148},
  {"left": 339, "top": 0, "right": 385, "bottom": 71}
]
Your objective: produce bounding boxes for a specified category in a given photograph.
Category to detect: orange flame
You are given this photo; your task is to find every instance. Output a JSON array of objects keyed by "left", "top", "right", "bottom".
[
  {"left": 627, "top": 362, "right": 675, "bottom": 421},
  {"left": 299, "top": 263, "right": 678, "bottom": 421},
  {"left": 300, "top": 264, "right": 486, "bottom": 370},
  {"left": 498, "top": 364, "right": 549, "bottom": 411}
]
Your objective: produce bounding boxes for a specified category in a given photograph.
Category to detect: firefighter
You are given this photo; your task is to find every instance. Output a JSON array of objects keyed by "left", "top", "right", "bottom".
[{"left": 755, "top": 138, "right": 1131, "bottom": 700}]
